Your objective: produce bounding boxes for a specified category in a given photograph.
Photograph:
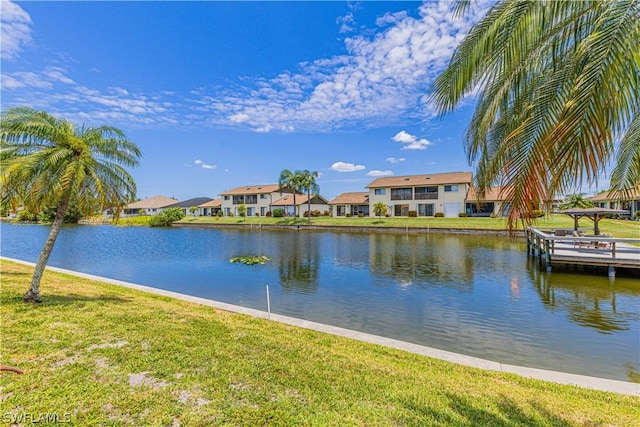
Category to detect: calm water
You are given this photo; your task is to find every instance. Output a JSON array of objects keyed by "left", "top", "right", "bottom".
[{"left": 1, "top": 222, "right": 638, "bottom": 382}]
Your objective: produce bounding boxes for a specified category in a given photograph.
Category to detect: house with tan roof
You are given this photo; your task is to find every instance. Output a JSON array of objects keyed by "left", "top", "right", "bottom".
[
  {"left": 270, "top": 194, "right": 329, "bottom": 217},
  {"left": 588, "top": 188, "right": 640, "bottom": 218},
  {"left": 199, "top": 198, "right": 222, "bottom": 216},
  {"left": 124, "top": 195, "right": 177, "bottom": 216},
  {"left": 366, "top": 172, "right": 473, "bottom": 217},
  {"left": 220, "top": 184, "right": 299, "bottom": 217},
  {"left": 465, "top": 186, "right": 511, "bottom": 217},
  {"left": 328, "top": 192, "right": 370, "bottom": 217}
]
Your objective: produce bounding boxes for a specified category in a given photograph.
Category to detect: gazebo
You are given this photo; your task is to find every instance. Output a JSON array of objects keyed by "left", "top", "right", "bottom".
[{"left": 560, "top": 207, "right": 630, "bottom": 235}]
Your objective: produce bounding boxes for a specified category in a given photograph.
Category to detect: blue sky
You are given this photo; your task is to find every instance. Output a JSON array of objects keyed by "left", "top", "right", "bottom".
[{"left": 1, "top": 0, "right": 498, "bottom": 201}]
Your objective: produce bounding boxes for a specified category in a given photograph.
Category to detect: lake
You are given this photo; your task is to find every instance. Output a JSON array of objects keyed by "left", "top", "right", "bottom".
[{"left": 1, "top": 222, "right": 638, "bottom": 382}]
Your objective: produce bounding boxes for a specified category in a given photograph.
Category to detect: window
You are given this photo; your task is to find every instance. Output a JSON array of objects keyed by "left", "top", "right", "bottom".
[
  {"left": 417, "top": 203, "right": 434, "bottom": 216},
  {"left": 394, "top": 204, "right": 409, "bottom": 216},
  {"left": 232, "top": 195, "right": 245, "bottom": 204},
  {"left": 444, "top": 185, "right": 459, "bottom": 192},
  {"left": 260, "top": 194, "right": 267, "bottom": 199},
  {"left": 223, "top": 195, "right": 230, "bottom": 200},
  {"left": 245, "top": 195, "right": 257, "bottom": 204},
  {"left": 374, "top": 188, "right": 386, "bottom": 195},
  {"left": 390, "top": 188, "right": 412, "bottom": 201},
  {"left": 415, "top": 186, "right": 438, "bottom": 200}
]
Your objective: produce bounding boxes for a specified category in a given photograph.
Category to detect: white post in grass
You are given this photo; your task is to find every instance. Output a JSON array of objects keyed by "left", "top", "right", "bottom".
[{"left": 266, "top": 284, "right": 271, "bottom": 319}]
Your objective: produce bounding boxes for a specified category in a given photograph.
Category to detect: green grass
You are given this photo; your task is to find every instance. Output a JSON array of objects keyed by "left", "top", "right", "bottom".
[
  {"left": 2, "top": 260, "right": 638, "bottom": 426},
  {"left": 179, "top": 214, "right": 640, "bottom": 239}
]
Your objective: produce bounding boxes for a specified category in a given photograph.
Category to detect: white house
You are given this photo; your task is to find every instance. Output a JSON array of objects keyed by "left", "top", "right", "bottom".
[
  {"left": 328, "top": 192, "right": 370, "bottom": 217},
  {"left": 589, "top": 188, "right": 640, "bottom": 218},
  {"left": 220, "top": 184, "right": 298, "bottom": 217},
  {"left": 269, "top": 194, "right": 329, "bottom": 217},
  {"left": 123, "top": 195, "right": 177, "bottom": 216},
  {"left": 366, "top": 172, "right": 473, "bottom": 217}
]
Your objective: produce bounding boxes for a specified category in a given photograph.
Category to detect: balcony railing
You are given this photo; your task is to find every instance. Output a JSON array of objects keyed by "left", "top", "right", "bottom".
[{"left": 415, "top": 193, "right": 438, "bottom": 200}]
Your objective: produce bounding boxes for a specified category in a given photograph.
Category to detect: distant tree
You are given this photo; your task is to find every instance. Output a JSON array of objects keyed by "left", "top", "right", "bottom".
[
  {"left": 1, "top": 107, "right": 141, "bottom": 302},
  {"left": 237, "top": 203, "right": 247, "bottom": 221},
  {"left": 189, "top": 206, "right": 198, "bottom": 217},
  {"left": 559, "top": 194, "right": 595, "bottom": 210},
  {"left": 373, "top": 202, "right": 387, "bottom": 220},
  {"left": 299, "top": 170, "right": 320, "bottom": 222},
  {"left": 278, "top": 169, "right": 303, "bottom": 218}
]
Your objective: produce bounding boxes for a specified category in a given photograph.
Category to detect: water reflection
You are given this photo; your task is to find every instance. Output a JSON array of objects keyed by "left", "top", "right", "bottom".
[
  {"left": 368, "top": 234, "right": 481, "bottom": 291},
  {"left": 275, "top": 232, "right": 320, "bottom": 294},
  {"left": 529, "top": 264, "right": 640, "bottom": 334}
]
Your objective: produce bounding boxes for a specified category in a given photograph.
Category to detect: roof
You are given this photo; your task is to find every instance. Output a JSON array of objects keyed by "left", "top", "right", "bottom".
[
  {"left": 270, "top": 194, "right": 328, "bottom": 206},
  {"left": 166, "top": 197, "right": 213, "bottom": 208},
  {"left": 199, "top": 198, "right": 221, "bottom": 208},
  {"left": 220, "top": 184, "right": 295, "bottom": 196},
  {"left": 126, "top": 195, "right": 177, "bottom": 210},
  {"left": 560, "top": 207, "right": 630, "bottom": 215},
  {"left": 588, "top": 187, "right": 640, "bottom": 202},
  {"left": 329, "top": 192, "right": 369, "bottom": 205},
  {"left": 466, "top": 186, "right": 509, "bottom": 202},
  {"left": 366, "top": 172, "right": 473, "bottom": 188}
]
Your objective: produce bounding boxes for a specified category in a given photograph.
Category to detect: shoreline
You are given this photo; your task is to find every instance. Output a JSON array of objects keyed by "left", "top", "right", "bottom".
[
  {"left": 171, "top": 221, "right": 526, "bottom": 237},
  {"left": 2, "top": 256, "right": 637, "bottom": 396}
]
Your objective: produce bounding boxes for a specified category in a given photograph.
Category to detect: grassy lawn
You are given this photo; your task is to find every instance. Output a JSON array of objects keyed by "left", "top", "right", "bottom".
[
  {"left": 178, "top": 214, "right": 640, "bottom": 239},
  {"left": 2, "top": 260, "right": 638, "bottom": 426}
]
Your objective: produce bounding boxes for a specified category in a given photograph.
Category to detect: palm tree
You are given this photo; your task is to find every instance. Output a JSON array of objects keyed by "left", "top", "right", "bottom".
[
  {"left": 373, "top": 202, "right": 387, "bottom": 221},
  {"left": 431, "top": 1, "right": 640, "bottom": 229},
  {"left": 278, "top": 169, "right": 302, "bottom": 218},
  {"left": 299, "top": 170, "right": 320, "bottom": 222},
  {"left": 559, "top": 194, "right": 595, "bottom": 210},
  {"left": 1, "top": 107, "right": 141, "bottom": 302}
]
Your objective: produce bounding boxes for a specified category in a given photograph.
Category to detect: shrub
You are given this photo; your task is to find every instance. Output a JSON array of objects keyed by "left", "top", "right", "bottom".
[
  {"left": 149, "top": 207, "right": 185, "bottom": 227},
  {"left": 385, "top": 214, "right": 390, "bottom": 217},
  {"left": 434, "top": 212, "right": 445, "bottom": 218},
  {"left": 17, "top": 209, "right": 38, "bottom": 222},
  {"left": 458, "top": 212, "right": 468, "bottom": 218},
  {"left": 265, "top": 211, "right": 272, "bottom": 217},
  {"left": 216, "top": 210, "right": 223, "bottom": 217},
  {"left": 408, "top": 210, "right": 417, "bottom": 217},
  {"left": 323, "top": 210, "right": 330, "bottom": 216},
  {"left": 163, "top": 207, "right": 185, "bottom": 222},
  {"left": 346, "top": 213, "right": 352, "bottom": 217},
  {"left": 358, "top": 212, "right": 364, "bottom": 218},
  {"left": 490, "top": 213, "right": 498, "bottom": 218},
  {"left": 255, "top": 212, "right": 260, "bottom": 217},
  {"left": 272, "top": 208, "right": 284, "bottom": 218}
]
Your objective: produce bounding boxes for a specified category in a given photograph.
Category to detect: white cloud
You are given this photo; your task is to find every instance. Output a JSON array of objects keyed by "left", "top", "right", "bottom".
[
  {"left": 1, "top": 1, "right": 32, "bottom": 61},
  {"left": 392, "top": 130, "right": 432, "bottom": 150},
  {"left": 386, "top": 157, "right": 405, "bottom": 164},
  {"left": 392, "top": 131, "right": 415, "bottom": 143},
  {"left": 337, "top": 12, "right": 355, "bottom": 34},
  {"left": 367, "top": 170, "right": 393, "bottom": 177},
  {"left": 402, "top": 139, "right": 432, "bottom": 150},
  {"left": 331, "top": 161, "right": 366, "bottom": 172},
  {"left": 229, "top": 113, "right": 250, "bottom": 123},
  {"left": 194, "top": 159, "right": 216, "bottom": 170}
]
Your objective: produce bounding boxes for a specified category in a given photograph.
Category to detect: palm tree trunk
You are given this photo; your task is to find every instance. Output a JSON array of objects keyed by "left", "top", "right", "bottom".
[
  {"left": 293, "top": 193, "right": 297, "bottom": 218},
  {"left": 24, "top": 194, "right": 71, "bottom": 302}
]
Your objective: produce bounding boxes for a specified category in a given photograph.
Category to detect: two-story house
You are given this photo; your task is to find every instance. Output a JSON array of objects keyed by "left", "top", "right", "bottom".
[
  {"left": 220, "top": 184, "right": 299, "bottom": 217},
  {"left": 366, "top": 172, "right": 473, "bottom": 217}
]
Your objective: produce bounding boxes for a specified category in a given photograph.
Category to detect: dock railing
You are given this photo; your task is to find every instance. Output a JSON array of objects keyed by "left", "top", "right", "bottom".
[{"left": 525, "top": 227, "right": 640, "bottom": 275}]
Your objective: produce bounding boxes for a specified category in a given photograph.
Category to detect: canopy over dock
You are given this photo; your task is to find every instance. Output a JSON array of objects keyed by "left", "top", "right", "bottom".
[{"left": 559, "top": 207, "right": 630, "bottom": 235}]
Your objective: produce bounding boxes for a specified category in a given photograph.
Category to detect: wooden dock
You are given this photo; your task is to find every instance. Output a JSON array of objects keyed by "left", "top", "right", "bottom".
[{"left": 525, "top": 227, "right": 640, "bottom": 276}]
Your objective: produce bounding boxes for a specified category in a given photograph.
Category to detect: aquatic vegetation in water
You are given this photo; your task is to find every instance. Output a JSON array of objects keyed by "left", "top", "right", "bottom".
[{"left": 230, "top": 255, "right": 271, "bottom": 265}]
